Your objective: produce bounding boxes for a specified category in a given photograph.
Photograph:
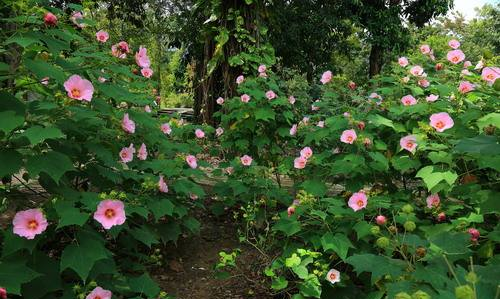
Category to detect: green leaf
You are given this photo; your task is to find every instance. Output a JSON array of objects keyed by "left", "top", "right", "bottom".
[
  {"left": 0, "top": 111, "right": 24, "bottom": 133},
  {"left": 300, "top": 180, "right": 327, "bottom": 197},
  {"left": 54, "top": 200, "right": 89, "bottom": 229},
  {"left": 392, "top": 156, "right": 421, "bottom": 173},
  {"left": 183, "top": 216, "right": 200, "bottom": 233},
  {"left": 477, "top": 113, "right": 500, "bottom": 130},
  {"left": 24, "top": 59, "right": 66, "bottom": 83},
  {"left": 285, "top": 253, "right": 301, "bottom": 267},
  {"left": 254, "top": 108, "right": 276, "bottom": 121},
  {"left": 148, "top": 198, "right": 174, "bottom": 220},
  {"left": 1, "top": 229, "right": 39, "bottom": 257},
  {"left": 0, "top": 149, "right": 23, "bottom": 177},
  {"left": 21, "top": 252, "right": 62, "bottom": 299},
  {"left": 0, "top": 258, "right": 40, "bottom": 295},
  {"left": 353, "top": 221, "right": 372, "bottom": 240},
  {"left": 5, "top": 34, "right": 41, "bottom": 47},
  {"left": 129, "top": 226, "right": 159, "bottom": 248},
  {"left": 455, "top": 135, "right": 500, "bottom": 155},
  {"left": 273, "top": 217, "right": 301, "bottom": 236},
  {"left": 21, "top": 126, "right": 64, "bottom": 145},
  {"left": 271, "top": 276, "right": 288, "bottom": 290},
  {"left": 429, "top": 232, "right": 470, "bottom": 254},
  {"left": 321, "top": 232, "right": 353, "bottom": 260},
  {"left": 26, "top": 151, "right": 74, "bottom": 182},
  {"left": 368, "top": 152, "right": 389, "bottom": 171},
  {"left": 128, "top": 273, "right": 161, "bottom": 298},
  {"left": 415, "top": 166, "right": 457, "bottom": 191},
  {"left": 428, "top": 151, "right": 453, "bottom": 165},
  {"left": 346, "top": 254, "right": 406, "bottom": 284}
]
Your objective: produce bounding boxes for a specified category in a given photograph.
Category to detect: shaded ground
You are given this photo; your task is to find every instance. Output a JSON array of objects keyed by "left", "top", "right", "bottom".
[{"left": 152, "top": 209, "right": 273, "bottom": 299}]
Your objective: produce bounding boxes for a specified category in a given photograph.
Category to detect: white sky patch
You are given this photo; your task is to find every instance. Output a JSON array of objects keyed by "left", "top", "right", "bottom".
[{"left": 449, "top": 0, "right": 499, "bottom": 20}]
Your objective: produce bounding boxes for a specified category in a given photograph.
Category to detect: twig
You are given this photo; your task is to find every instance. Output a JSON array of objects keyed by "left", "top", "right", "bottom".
[{"left": 12, "top": 175, "right": 48, "bottom": 198}]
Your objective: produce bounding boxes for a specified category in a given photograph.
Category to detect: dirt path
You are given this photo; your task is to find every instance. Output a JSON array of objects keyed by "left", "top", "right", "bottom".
[{"left": 153, "top": 210, "right": 273, "bottom": 299}]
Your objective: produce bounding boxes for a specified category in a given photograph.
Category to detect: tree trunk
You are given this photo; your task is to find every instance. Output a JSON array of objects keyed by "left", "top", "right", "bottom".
[{"left": 369, "top": 44, "right": 383, "bottom": 78}]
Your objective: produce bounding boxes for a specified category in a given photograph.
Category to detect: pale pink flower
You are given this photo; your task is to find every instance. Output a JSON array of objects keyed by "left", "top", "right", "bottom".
[
  {"left": 340, "top": 129, "right": 357, "bottom": 144},
  {"left": 463, "top": 61, "right": 472, "bottom": 68},
  {"left": 410, "top": 65, "right": 424, "bottom": 76},
  {"left": 236, "top": 75, "right": 244, "bottom": 84},
  {"left": 95, "top": 30, "right": 109, "bottom": 43},
  {"left": 137, "top": 143, "right": 147, "bottom": 160},
  {"left": 317, "top": 121, "right": 325, "bottom": 128},
  {"left": 186, "top": 155, "right": 197, "bottom": 169},
  {"left": 376, "top": 215, "right": 386, "bottom": 225},
  {"left": 426, "top": 194, "right": 440, "bottom": 208},
  {"left": 320, "top": 70, "right": 332, "bottom": 84},
  {"left": 288, "top": 96, "right": 296, "bottom": 104},
  {"left": 258, "top": 64, "right": 266, "bottom": 73},
  {"left": 426, "top": 94, "right": 439, "bottom": 102},
  {"left": 369, "top": 92, "right": 382, "bottom": 100},
  {"left": 461, "top": 69, "right": 472, "bottom": 76},
  {"left": 290, "top": 124, "right": 297, "bottom": 136},
  {"left": 398, "top": 57, "right": 409, "bottom": 67},
  {"left": 41, "top": 77, "right": 49, "bottom": 85},
  {"left": 135, "top": 46, "right": 151, "bottom": 68},
  {"left": 266, "top": 90, "right": 277, "bottom": 100},
  {"left": 447, "top": 50, "right": 465, "bottom": 64},
  {"left": 429, "top": 112, "right": 454, "bottom": 132},
  {"left": 418, "top": 79, "right": 430, "bottom": 88},
  {"left": 145, "top": 105, "right": 152, "bottom": 113},
  {"left": 420, "top": 44, "right": 431, "bottom": 55},
  {"left": 258, "top": 72, "right": 267, "bottom": 78},
  {"left": 93, "top": 200, "right": 126, "bottom": 230},
  {"left": 300, "top": 147, "right": 313, "bottom": 159},
  {"left": 400, "top": 135, "right": 417, "bottom": 153},
  {"left": 401, "top": 95, "right": 417, "bottom": 106},
  {"left": 64, "top": 75, "right": 94, "bottom": 102},
  {"left": 141, "top": 67, "right": 153, "bottom": 78},
  {"left": 348, "top": 192, "right": 368, "bottom": 211},
  {"left": 161, "top": 123, "right": 172, "bottom": 135},
  {"left": 481, "top": 67, "right": 500, "bottom": 84},
  {"left": 158, "top": 175, "right": 168, "bottom": 193},
  {"left": 216, "top": 127, "right": 224, "bottom": 137},
  {"left": 302, "top": 117, "right": 310, "bottom": 125},
  {"left": 448, "top": 39, "right": 460, "bottom": 49},
  {"left": 122, "top": 113, "right": 135, "bottom": 134},
  {"left": 240, "top": 155, "right": 253, "bottom": 166},
  {"left": 119, "top": 143, "right": 135, "bottom": 163},
  {"left": 86, "top": 287, "right": 112, "bottom": 299},
  {"left": 294, "top": 156, "right": 307, "bottom": 169},
  {"left": 326, "top": 269, "right": 341, "bottom": 284},
  {"left": 311, "top": 104, "right": 319, "bottom": 111},
  {"left": 458, "top": 81, "right": 474, "bottom": 94},
  {"left": 12, "top": 209, "right": 48, "bottom": 239},
  {"left": 44, "top": 12, "right": 57, "bottom": 26},
  {"left": 216, "top": 97, "right": 224, "bottom": 105},
  {"left": 112, "top": 41, "right": 130, "bottom": 58},
  {"left": 343, "top": 112, "right": 350, "bottom": 118},
  {"left": 70, "top": 11, "right": 85, "bottom": 28},
  {"left": 474, "top": 60, "right": 484, "bottom": 70},
  {"left": 195, "top": 129, "right": 205, "bottom": 138},
  {"left": 240, "top": 94, "right": 250, "bottom": 103}
]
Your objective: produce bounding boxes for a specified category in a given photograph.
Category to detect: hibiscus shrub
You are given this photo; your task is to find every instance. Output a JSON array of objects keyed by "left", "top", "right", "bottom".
[
  {"left": 216, "top": 43, "right": 500, "bottom": 298},
  {"left": 0, "top": 4, "right": 206, "bottom": 298}
]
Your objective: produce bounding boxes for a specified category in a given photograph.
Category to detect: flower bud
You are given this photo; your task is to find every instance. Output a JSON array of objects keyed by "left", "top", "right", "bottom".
[
  {"left": 348, "top": 81, "right": 356, "bottom": 90},
  {"left": 376, "top": 236, "right": 390, "bottom": 248},
  {"left": 402, "top": 204, "right": 414, "bottom": 214},
  {"left": 44, "top": 12, "right": 58, "bottom": 26},
  {"left": 437, "top": 212, "right": 446, "bottom": 222},
  {"left": 455, "top": 285, "right": 474, "bottom": 299},
  {"left": 435, "top": 63, "right": 444, "bottom": 71},
  {"left": 465, "top": 272, "right": 478, "bottom": 284},
  {"left": 416, "top": 247, "right": 426, "bottom": 258},
  {"left": 376, "top": 215, "right": 387, "bottom": 225},
  {"left": 395, "top": 292, "right": 412, "bottom": 299},
  {"left": 412, "top": 290, "right": 431, "bottom": 299},
  {"left": 370, "top": 225, "right": 381, "bottom": 235},
  {"left": 404, "top": 221, "right": 416, "bottom": 232}
]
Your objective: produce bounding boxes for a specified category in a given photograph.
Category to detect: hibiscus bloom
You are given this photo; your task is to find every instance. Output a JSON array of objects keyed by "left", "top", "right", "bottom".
[
  {"left": 288, "top": 96, "right": 296, "bottom": 104},
  {"left": 447, "top": 50, "right": 465, "bottom": 64},
  {"left": 320, "top": 70, "right": 332, "bottom": 84},
  {"left": 458, "top": 81, "right": 474, "bottom": 94},
  {"left": 93, "top": 200, "right": 126, "bottom": 229},
  {"left": 141, "top": 67, "right": 153, "bottom": 78},
  {"left": 161, "top": 123, "right": 172, "bottom": 135},
  {"left": 410, "top": 65, "right": 424, "bottom": 76},
  {"left": 258, "top": 64, "right": 266, "bottom": 73},
  {"left": 420, "top": 44, "right": 431, "bottom": 55},
  {"left": 111, "top": 41, "right": 130, "bottom": 58},
  {"left": 240, "top": 94, "right": 250, "bottom": 103},
  {"left": 158, "top": 175, "right": 168, "bottom": 193},
  {"left": 481, "top": 67, "right": 500, "bottom": 84},
  {"left": 426, "top": 194, "right": 440, "bottom": 208},
  {"left": 216, "top": 97, "right": 224, "bottom": 105},
  {"left": 400, "top": 135, "right": 417, "bottom": 153},
  {"left": 300, "top": 147, "right": 313, "bottom": 159},
  {"left": 326, "top": 269, "right": 341, "bottom": 284},
  {"left": 429, "top": 112, "right": 454, "bottom": 132},
  {"left": 95, "top": 30, "right": 109, "bottom": 43},
  {"left": 135, "top": 46, "right": 151, "bottom": 68},
  {"left": 290, "top": 124, "right": 297, "bottom": 136},
  {"left": 340, "top": 129, "right": 357, "bottom": 144},
  {"left": 401, "top": 95, "right": 417, "bottom": 106},
  {"left": 12, "top": 209, "right": 48, "bottom": 239},
  {"left": 122, "top": 113, "right": 135, "bottom": 134},
  {"left": 119, "top": 143, "right": 135, "bottom": 163},
  {"left": 398, "top": 57, "right": 409, "bottom": 67},
  {"left": 426, "top": 94, "right": 439, "bottom": 102},
  {"left": 137, "top": 143, "right": 147, "bottom": 160},
  {"left": 348, "top": 192, "right": 368, "bottom": 211},
  {"left": 44, "top": 12, "right": 57, "bottom": 26},
  {"left": 266, "top": 90, "right": 276, "bottom": 100},
  {"left": 64, "top": 75, "right": 94, "bottom": 102},
  {"left": 236, "top": 75, "right": 244, "bottom": 84},
  {"left": 294, "top": 156, "right": 307, "bottom": 169},
  {"left": 240, "top": 155, "right": 253, "bottom": 166},
  {"left": 86, "top": 287, "right": 112, "bottom": 299},
  {"left": 186, "top": 155, "right": 197, "bottom": 169},
  {"left": 448, "top": 39, "right": 460, "bottom": 49},
  {"left": 195, "top": 129, "right": 205, "bottom": 138}
]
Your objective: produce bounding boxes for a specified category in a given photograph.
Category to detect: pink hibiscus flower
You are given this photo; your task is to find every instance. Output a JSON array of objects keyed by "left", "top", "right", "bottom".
[
  {"left": 290, "top": 124, "right": 297, "bottom": 136},
  {"left": 481, "top": 67, "right": 500, "bottom": 84},
  {"left": 420, "top": 44, "right": 431, "bottom": 55},
  {"left": 240, "top": 155, "right": 253, "bottom": 166},
  {"left": 119, "top": 143, "right": 135, "bottom": 163},
  {"left": 426, "top": 94, "right": 439, "bottom": 102},
  {"left": 340, "top": 129, "right": 357, "bottom": 144},
  {"left": 141, "top": 67, "right": 153, "bottom": 78},
  {"left": 458, "top": 81, "right": 474, "bottom": 94},
  {"left": 70, "top": 11, "right": 85, "bottom": 28},
  {"left": 64, "top": 75, "right": 94, "bottom": 102},
  {"left": 468, "top": 228, "right": 480, "bottom": 242},
  {"left": 266, "top": 90, "right": 276, "bottom": 100},
  {"left": 300, "top": 147, "right": 313, "bottom": 159},
  {"left": 294, "top": 156, "right": 307, "bottom": 169},
  {"left": 93, "top": 200, "right": 126, "bottom": 229},
  {"left": 398, "top": 57, "right": 409, "bottom": 67},
  {"left": 401, "top": 95, "right": 417, "bottom": 106},
  {"left": 95, "top": 30, "right": 109, "bottom": 43},
  {"left": 429, "top": 112, "right": 454, "bottom": 132},
  {"left": 348, "top": 192, "right": 368, "bottom": 211},
  {"left": 410, "top": 65, "right": 424, "bottom": 76},
  {"left": 463, "top": 61, "right": 472, "bottom": 68},
  {"left": 326, "top": 269, "right": 341, "bottom": 284},
  {"left": 12, "top": 209, "right": 48, "bottom": 239},
  {"left": 158, "top": 175, "right": 168, "bottom": 193},
  {"left": 236, "top": 75, "right": 244, "bottom": 84},
  {"left": 195, "top": 129, "right": 205, "bottom": 138},
  {"left": 447, "top": 50, "right": 465, "bottom": 64},
  {"left": 186, "top": 155, "right": 197, "bottom": 169},
  {"left": 448, "top": 39, "right": 460, "bottom": 49},
  {"left": 86, "top": 287, "right": 112, "bottom": 299},
  {"left": 122, "top": 113, "right": 135, "bottom": 134},
  {"left": 111, "top": 41, "right": 130, "bottom": 58},
  {"left": 216, "top": 97, "right": 224, "bottom": 105},
  {"left": 426, "top": 194, "right": 440, "bottom": 208},
  {"left": 135, "top": 46, "right": 151, "bottom": 68},
  {"left": 376, "top": 215, "right": 387, "bottom": 225},
  {"left": 258, "top": 64, "right": 266, "bottom": 73},
  {"left": 418, "top": 79, "right": 430, "bottom": 88},
  {"left": 320, "top": 70, "right": 332, "bottom": 84},
  {"left": 240, "top": 94, "right": 250, "bottom": 103},
  {"left": 317, "top": 121, "right": 325, "bottom": 128},
  {"left": 44, "top": 12, "right": 57, "bottom": 26},
  {"left": 288, "top": 96, "right": 296, "bottom": 104},
  {"left": 137, "top": 143, "right": 147, "bottom": 160},
  {"left": 400, "top": 135, "right": 417, "bottom": 153},
  {"left": 161, "top": 123, "right": 172, "bottom": 135}
]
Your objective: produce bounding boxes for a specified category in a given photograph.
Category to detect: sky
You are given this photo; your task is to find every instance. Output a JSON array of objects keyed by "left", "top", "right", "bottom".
[{"left": 451, "top": 0, "right": 499, "bottom": 20}]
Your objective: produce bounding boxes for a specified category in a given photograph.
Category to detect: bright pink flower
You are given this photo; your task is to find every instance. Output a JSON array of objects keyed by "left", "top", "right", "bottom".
[
  {"left": 12, "top": 209, "right": 48, "bottom": 239},
  {"left": 44, "top": 12, "right": 57, "bottom": 26},
  {"left": 376, "top": 215, "right": 386, "bottom": 225},
  {"left": 410, "top": 65, "right": 424, "bottom": 76},
  {"left": 326, "top": 269, "right": 341, "bottom": 284},
  {"left": 290, "top": 124, "right": 297, "bottom": 136},
  {"left": 70, "top": 11, "right": 85, "bottom": 28},
  {"left": 398, "top": 57, "right": 409, "bottom": 67},
  {"left": 240, "top": 94, "right": 250, "bottom": 103},
  {"left": 135, "top": 46, "right": 151, "bottom": 68},
  {"left": 240, "top": 155, "right": 253, "bottom": 166},
  {"left": 216, "top": 97, "right": 224, "bottom": 105},
  {"left": 420, "top": 44, "right": 431, "bottom": 55},
  {"left": 161, "top": 123, "right": 172, "bottom": 135},
  {"left": 429, "top": 112, "right": 454, "bottom": 132},
  {"left": 481, "top": 67, "right": 500, "bottom": 84},
  {"left": 236, "top": 75, "right": 244, "bottom": 84},
  {"left": 458, "top": 81, "right": 474, "bottom": 94},
  {"left": 447, "top": 50, "right": 465, "bottom": 64},
  {"left": 0, "top": 287, "right": 5, "bottom": 299},
  {"left": 112, "top": 41, "right": 130, "bottom": 58},
  {"left": 186, "top": 155, "right": 197, "bottom": 169},
  {"left": 317, "top": 121, "right": 325, "bottom": 128},
  {"left": 401, "top": 95, "right": 417, "bottom": 106},
  {"left": 93, "top": 200, "right": 126, "bottom": 230},
  {"left": 294, "top": 156, "right": 307, "bottom": 169},
  {"left": 287, "top": 206, "right": 295, "bottom": 217},
  {"left": 86, "top": 287, "right": 112, "bottom": 299},
  {"left": 426, "top": 194, "right": 440, "bottom": 208},
  {"left": 95, "top": 30, "right": 109, "bottom": 43},
  {"left": 266, "top": 90, "right": 277, "bottom": 100},
  {"left": 288, "top": 96, "right": 296, "bottom": 104},
  {"left": 448, "top": 39, "right": 460, "bottom": 49},
  {"left": 137, "top": 143, "right": 147, "bottom": 160},
  {"left": 195, "top": 129, "right": 205, "bottom": 139},
  {"left": 122, "top": 113, "right": 135, "bottom": 134},
  {"left": 216, "top": 127, "right": 224, "bottom": 137},
  {"left": 119, "top": 143, "right": 135, "bottom": 163},
  {"left": 320, "top": 70, "right": 332, "bottom": 84},
  {"left": 400, "top": 135, "right": 417, "bottom": 153},
  {"left": 426, "top": 94, "right": 439, "bottom": 102},
  {"left": 418, "top": 79, "right": 430, "bottom": 88},
  {"left": 41, "top": 77, "right": 49, "bottom": 85},
  {"left": 300, "top": 147, "right": 313, "bottom": 159},
  {"left": 340, "top": 129, "right": 357, "bottom": 144},
  {"left": 348, "top": 192, "right": 368, "bottom": 211},
  {"left": 64, "top": 75, "right": 94, "bottom": 102},
  {"left": 141, "top": 67, "right": 153, "bottom": 78},
  {"left": 158, "top": 175, "right": 168, "bottom": 193},
  {"left": 144, "top": 105, "right": 152, "bottom": 113},
  {"left": 468, "top": 228, "right": 480, "bottom": 242},
  {"left": 258, "top": 64, "right": 266, "bottom": 73}
]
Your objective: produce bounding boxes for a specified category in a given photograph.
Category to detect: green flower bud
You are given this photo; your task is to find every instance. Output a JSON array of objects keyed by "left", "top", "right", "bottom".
[
  {"left": 376, "top": 236, "right": 390, "bottom": 248},
  {"left": 465, "top": 272, "right": 478, "bottom": 284},
  {"left": 402, "top": 204, "right": 414, "bottom": 214},
  {"left": 455, "top": 285, "right": 474, "bottom": 299},
  {"left": 370, "top": 225, "right": 381, "bottom": 235},
  {"left": 404, "top": 221, "right": 416, "bottom": 232},
  {"left": 412, "top": 290, "right": 431, "bottom": 299},
  {"left": 395, "top": 292, "right": 412, "bottom": 299}
]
